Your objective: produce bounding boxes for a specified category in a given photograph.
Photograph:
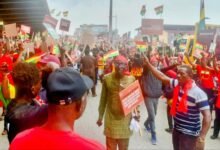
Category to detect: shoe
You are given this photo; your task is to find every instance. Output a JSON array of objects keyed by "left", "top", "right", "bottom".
[
  {"left": 92, "top": 94, "right": 97, "bottom": 97},
  {"left": 2, "top": 130, "right": 7, "bottom": 135},
  {"left": 165, "top": 128, "right": 173, "bottom": 133},
  {"left": 210, "top": 135, "right": 218, "bottom": 139},
  {"left": 145, "top": 126, "right": 151, "bottom": 133},
  {"left": 144, "top": 122, "right": 151, "bottom": 132},
  {"left": 151, "top": 134, "right": 157, "bottom": 145}
]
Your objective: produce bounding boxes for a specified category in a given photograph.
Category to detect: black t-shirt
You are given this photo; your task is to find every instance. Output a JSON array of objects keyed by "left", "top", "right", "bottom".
[{"left": 6, "top": 99, "right": 48, "bottom": 143}]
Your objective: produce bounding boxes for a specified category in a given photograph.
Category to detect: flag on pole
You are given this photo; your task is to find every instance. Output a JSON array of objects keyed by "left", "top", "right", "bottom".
[
  {"left": 199, "top": 0, "right": 206, "bottom": 31},
  {"left": 63, "top": 11, "right": 69, "bottom": 17},
  {"left": 103, "top": 50, "right": 119, "bottom": 60},
  {"left": 50, "top": 9, "right": 55, "bottom": 14},
  {"left": 154, "top": 5, "right": 164, "bottom": 15},
  {"left": 25, "top": 53, "right": 46, "bottom": 63},
  {"left": 195, "top": 42, "right": 204, "bottom": 51},
  {"left": 56, "top": 11, "right": 61, "bottom": 17},
  {"left": 136, "top": 41, "right": 147, "bottom": 52},
  {"left": 140, "top": 5, "right": 146, "bottom": 16}
]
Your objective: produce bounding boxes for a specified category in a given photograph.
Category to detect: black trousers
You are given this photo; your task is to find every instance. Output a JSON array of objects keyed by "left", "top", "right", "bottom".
[
  {"left": 167, "top": 105, "right": 173, "bottom": 129},
  {"left": 213, "top": 107, "right": 220, "bottom": 137}
]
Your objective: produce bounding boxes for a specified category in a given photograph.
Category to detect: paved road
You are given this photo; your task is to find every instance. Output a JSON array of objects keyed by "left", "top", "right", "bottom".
[{"left": 0, "top": 82, "right": 219, "bottom": 150}]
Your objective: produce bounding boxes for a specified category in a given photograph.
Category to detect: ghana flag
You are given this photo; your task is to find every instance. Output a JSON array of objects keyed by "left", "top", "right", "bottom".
[
  {"left": 103, "top": 50, "right": 119, "bottom": 60},
  {"left": 136, "top": 41, "right": 147, "bottom": 52},
  {"left": 25, "top": 53, "right": 46, "bottom": 63}
]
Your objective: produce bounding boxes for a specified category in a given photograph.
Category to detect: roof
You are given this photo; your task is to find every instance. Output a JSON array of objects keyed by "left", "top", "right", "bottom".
[{"left": 0, "top": 0, "right": 50, "bottom": 31}]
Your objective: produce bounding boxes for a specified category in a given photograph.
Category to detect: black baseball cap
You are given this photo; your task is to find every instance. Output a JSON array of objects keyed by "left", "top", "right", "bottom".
[{"left": 46, "top": 67, "right": 93, "bottom": 105}]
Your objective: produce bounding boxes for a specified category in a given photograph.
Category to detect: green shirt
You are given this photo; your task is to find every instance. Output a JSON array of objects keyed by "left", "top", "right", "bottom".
[{"left": 98, "top": 72, "right": 135, "bottom": 139}]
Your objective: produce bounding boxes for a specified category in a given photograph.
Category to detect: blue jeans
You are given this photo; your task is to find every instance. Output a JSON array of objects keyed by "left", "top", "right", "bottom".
[{"left": 144, "top": 97, "right": 159, "bottom": 136}]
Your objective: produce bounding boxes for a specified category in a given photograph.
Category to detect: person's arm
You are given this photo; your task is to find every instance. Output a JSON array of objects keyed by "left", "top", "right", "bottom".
[
  {"left": 184, "top": 52, "right": 197, "bottom": 68},
  {"left": 160, "top": 63, "right": 178, "bottom": 73},
  {"left": 213, "top": 56, "right": 219, "bottom": 72},
  {"left": 97, "top": 77, "right": 108, "bottom": 126},
  {"left": 2, "top": 74, "right": 10, "bottom": 99},
  {"left": 199, "top": 109, "right": 211, "bottom": 141},
  {"left": 143, "top": 56, "right": 171, "bottom": 85}
]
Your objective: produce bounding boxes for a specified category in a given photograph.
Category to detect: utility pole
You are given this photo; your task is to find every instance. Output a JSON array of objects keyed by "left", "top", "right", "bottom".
[{"left": 109, "top": 0, "right": 113, "bottom": 44}]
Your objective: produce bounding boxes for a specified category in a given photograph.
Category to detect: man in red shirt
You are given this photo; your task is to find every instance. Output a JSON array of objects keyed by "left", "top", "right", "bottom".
[
  {"left": 185, "top": 53, "right": 215, "bottom": 111},
  {"left": 211, "top": 57, "right": 220, "bottom": 139},
  {"left": 10, "top": 67, "right": 105, "bottom": 150}
]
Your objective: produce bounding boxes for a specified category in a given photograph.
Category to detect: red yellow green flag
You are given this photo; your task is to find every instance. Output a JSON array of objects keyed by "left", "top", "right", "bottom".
[
  {"left": 136, "top": 41, "right": 147, "bottom": 52},
  {"left": 25, "top": 53, "right": 46, "bottom": 63},
  {"left": 103, "top": 50, "right": 119, "bottom": 60}
]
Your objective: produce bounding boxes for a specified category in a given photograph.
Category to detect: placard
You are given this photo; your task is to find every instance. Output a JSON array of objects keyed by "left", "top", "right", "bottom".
[
  {"left": 59, "top": 18, "right": 71, "bottom": 32},
  {"left": 24, "top": 42, "right": 35, "bottom": 53},
  {"left": 119, "top": 80, "right": 144, "bottom": 116},
  {"left": 209, "top": 42, "right": 216, "bottom": 53},
  {"left": 4, "top": 23, "right": 18, "bottom": 37},
  {"left": 21, "top": 25, "right": 31, "bottom": 34}
]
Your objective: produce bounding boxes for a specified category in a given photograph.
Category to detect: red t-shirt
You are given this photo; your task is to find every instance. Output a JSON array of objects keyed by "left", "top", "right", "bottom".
[
  {"left": 10, "top": 127, "right": 105, "bottom": 150},
  {"left": 196, "top": 65, "right": 214, "bottom": 89}
]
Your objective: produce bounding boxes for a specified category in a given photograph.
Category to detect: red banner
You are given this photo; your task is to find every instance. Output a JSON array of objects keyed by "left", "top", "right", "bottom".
[{"left": 119, "top": 80, "right": 144, "bottom": 116}]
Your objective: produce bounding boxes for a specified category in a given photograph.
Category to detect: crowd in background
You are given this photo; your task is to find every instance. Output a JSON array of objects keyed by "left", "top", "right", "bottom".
[{"left": 0, "top": 33, "right": 219, "bottom": 150}]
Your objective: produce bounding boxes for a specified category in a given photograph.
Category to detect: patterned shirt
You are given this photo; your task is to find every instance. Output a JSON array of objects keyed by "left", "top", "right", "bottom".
[
  {"left": 170, "top": 79, "right": 209, "bottom": 136},
  {"left": 98, "top": 72, "right": 135, "bottom": 139}
]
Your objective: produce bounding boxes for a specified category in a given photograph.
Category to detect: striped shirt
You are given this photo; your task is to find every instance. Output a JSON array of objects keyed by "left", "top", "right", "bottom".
[{"left": 170, "top": 79, "right": 209, "bottom": 136}]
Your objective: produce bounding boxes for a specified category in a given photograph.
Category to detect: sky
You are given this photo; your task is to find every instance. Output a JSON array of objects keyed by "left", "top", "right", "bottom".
[{"left": 47, "top": 0, "right": 220, "bottom": 36}]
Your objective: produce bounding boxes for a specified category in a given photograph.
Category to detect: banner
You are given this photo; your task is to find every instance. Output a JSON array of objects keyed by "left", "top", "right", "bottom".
[
  {"left": 141, "top": 19, "right": 163, "bottom": 35},
  {"left": 21, "top": 25, "right": 31, "bottom": 34},
  {"left": 43, "top": 15, "right": 58, "bottom": 29},
  {"left": 119, "top": 80, "right": 144, "bottom": 116},
  {"left": 59, "top": 18, "right": 71, "bottom": 32},
  {"left": 4, "top": 23, "right": 18, "bottom": 37}
]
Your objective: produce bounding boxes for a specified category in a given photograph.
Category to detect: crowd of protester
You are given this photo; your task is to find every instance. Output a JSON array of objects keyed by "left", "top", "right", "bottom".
[{"left": 0, "top": 33, "right": 219, "bottom": 150}]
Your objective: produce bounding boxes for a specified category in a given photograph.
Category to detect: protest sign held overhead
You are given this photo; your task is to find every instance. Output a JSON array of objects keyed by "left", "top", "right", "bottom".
[
  {"left": 21, "top": 25, "right": 31, "bottom": 34},
  {"left": 59, "top": 18, "right": 71, "bottom": 32},
  {"left": 4, "top": 23, "right": 18, "bottom": 37}
]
